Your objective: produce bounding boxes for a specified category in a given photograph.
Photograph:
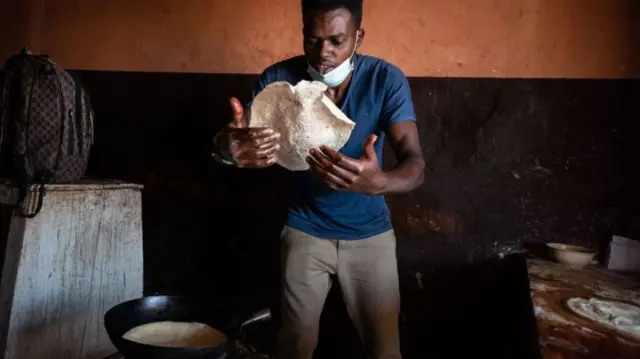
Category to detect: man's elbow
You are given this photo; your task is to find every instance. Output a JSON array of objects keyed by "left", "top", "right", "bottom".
[
  {"left": 402, "top": 152, "right": 424, "bottom": 190},
  {"left": 415, "top": 169, "right": 425, "bottom": 188},
  {"left": 412, "top": 158, "right": 425, "bottom": 189}
]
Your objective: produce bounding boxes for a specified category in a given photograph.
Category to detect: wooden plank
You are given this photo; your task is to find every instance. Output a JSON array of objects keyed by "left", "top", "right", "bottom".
[{"left": 0, "top": 182, "right": 144, "bottom": 359}]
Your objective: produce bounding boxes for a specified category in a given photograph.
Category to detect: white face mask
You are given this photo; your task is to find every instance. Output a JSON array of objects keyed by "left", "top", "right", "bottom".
[{"left": 307, "top": 32, "right": 360, "bottom": 88}]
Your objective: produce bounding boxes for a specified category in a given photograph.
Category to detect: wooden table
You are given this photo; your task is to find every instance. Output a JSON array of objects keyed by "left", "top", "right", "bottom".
[
  {"left": 0, "top": 180, "right": 144, "bottom": 359},
  {"left": 528, "top": 259, "right": 640, "bottom": 359}
]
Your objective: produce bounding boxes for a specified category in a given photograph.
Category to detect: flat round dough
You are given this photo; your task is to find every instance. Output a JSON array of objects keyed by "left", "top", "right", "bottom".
[
  {"left": 566, "top": 297, "right": 640, "bottom": 340},
  {"left": 249, "top": 80, "right": 356, "bottom": 171},
  {"left": 122, "top": 321, "right": 227, "bottom": 348}
]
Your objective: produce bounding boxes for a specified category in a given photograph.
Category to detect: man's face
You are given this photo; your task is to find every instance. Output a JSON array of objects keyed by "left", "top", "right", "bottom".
[{"left": 303, "top": 8, "right": 361, "bottom": 75}]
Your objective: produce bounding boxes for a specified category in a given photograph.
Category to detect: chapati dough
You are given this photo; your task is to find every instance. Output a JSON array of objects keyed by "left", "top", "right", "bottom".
[
  {"left": 249, "top": 80, "right": 356, "bottom": 171},
  {"left": 566, "top": 297, "right": 640, "bottom": 339},
  {"left": 122, "top": 321, "right": 227, "bottom": 348}
]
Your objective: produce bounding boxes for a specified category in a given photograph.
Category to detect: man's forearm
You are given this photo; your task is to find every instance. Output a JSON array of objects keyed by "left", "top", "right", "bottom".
[{"left": 377, "top": 156, "right": 425, "bottom": 195}]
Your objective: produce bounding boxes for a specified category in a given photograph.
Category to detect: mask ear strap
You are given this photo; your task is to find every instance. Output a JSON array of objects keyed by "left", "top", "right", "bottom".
[{"left": 351, "top": 30, "right": 361, "bottom": 58}]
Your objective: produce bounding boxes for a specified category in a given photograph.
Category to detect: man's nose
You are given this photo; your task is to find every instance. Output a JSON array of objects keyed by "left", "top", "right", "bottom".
[{"left": 319, "top": 40, "right": 333, "bottom": 58}]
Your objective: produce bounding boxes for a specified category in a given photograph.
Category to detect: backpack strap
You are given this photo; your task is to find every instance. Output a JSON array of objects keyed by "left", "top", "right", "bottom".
[
  {"left": 0, "top": 67, "right": 13, "bottom": 153},
  {"left": 15, "top": 183, "right": 46, "bottom": 219},
  {"left": 12, "top": 58, "right": 55, "bottom": 218},
  {"left": 51, "top": 65, "right": 67, "bottom": 179}
]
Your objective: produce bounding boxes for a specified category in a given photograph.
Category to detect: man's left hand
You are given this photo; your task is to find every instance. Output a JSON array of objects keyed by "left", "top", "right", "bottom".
[{"left": 307, "top": 134, "right": 387, "bottom": 195}]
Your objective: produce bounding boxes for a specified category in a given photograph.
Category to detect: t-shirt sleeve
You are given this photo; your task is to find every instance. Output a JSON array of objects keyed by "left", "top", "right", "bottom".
[{"left": 380, "top": 65, "right": 416, "bottom": 130}]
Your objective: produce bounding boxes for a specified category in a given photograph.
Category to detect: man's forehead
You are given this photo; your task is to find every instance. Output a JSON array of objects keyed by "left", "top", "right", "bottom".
[{"left": 305, "top": 8, "right": 355, "bottom": 36}]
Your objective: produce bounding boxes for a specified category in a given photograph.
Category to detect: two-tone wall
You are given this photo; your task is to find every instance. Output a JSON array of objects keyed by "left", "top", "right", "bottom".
[
  {"left": 1, "top": 1, "right": 638, "bottom": 357},
  {"left": 0, "top": 0, "right": 640, "bottom": 78},
  {"left": 2, "top": 0, "right": 638, "bottom": 78}
]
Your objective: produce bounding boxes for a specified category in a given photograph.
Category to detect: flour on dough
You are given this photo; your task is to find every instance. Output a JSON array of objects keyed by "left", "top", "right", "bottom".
[
  {"left": 566, "top": 297, "right": 640, "bottom": 340},
  {"left": 122, "top": 321, "right": 227, "bottom": 348},
  {"left": 249, "top": 80, "right": 356, "bottom": 171}
]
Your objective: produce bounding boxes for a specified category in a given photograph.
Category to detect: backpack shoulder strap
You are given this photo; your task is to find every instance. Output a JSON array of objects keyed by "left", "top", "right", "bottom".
[{"left": 0, "top": 68, "right": 13, "bottom": 152}]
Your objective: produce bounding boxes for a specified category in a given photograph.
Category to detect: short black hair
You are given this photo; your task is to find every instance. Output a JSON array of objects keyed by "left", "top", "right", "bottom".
[{"left": 301, "top": 0, "right": 363, "bottom": 29}]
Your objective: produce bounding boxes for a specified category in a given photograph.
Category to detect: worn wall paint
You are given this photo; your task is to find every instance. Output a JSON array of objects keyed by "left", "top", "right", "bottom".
[{"left": 0, "top": 0, "right": 637, "bottom": 78}]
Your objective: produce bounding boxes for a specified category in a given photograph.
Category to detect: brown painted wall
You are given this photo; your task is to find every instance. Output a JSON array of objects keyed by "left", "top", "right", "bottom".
[{"left": 1, "top": 0, "right": 637, "bottom": 78}]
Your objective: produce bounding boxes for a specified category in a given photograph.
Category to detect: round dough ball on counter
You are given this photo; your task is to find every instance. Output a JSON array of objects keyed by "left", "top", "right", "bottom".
[{"left": 566, "top": 297, "right": 640, "bottom": 340}]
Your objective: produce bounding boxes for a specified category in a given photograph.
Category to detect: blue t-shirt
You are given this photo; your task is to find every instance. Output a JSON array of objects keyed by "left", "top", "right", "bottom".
[{"left": 247, "top": 54, "right": 416, "bottom": 240}]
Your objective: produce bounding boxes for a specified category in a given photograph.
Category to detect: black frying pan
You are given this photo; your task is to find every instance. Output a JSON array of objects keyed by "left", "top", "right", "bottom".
[{"left": 104, "top": 295, "right": 271, "bottom": 359}]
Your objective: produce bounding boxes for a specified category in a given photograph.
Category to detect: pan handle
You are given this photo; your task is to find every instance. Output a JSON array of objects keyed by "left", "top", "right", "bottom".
[
  {"left": 229, "top": 308, "right": 272, "bottom": 356},
  {"left": 240, "top": 308, "right": 272, "bottom": 329}
]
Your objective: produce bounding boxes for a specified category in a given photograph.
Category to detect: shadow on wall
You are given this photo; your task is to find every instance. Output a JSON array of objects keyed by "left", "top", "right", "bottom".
[
  {"left": 313, "top": 254, "right": 541, "bottom": 359},
  {"left": 0, "top": 65, "right": 636, "bottom": 358},
  {"left": 630, "top": 0, "right": 640, "bottom": 77},
  {"left": 0, "top": 62, "right": 636, "bottom": 357},
  {"left": 623, "top": 0, "right": 640, "bottom": 238},
  {"left": 0, "top": 69, "right": 633, "bottom": 293}
]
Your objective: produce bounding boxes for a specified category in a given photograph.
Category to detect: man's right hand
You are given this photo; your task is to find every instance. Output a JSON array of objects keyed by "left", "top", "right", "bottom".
[{"left": 214, "top": 97, "right": 281, "bottom": 168}]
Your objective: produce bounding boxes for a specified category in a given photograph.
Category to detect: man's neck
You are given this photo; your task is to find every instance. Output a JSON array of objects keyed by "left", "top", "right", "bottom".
[{"left": 324, "top": 73, "right": 353, "bottom": 106}]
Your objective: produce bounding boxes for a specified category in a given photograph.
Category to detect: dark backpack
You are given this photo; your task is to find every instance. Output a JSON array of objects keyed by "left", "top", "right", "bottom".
[{"left": 0, "top": 48, "right": 94, "bottom": 217}]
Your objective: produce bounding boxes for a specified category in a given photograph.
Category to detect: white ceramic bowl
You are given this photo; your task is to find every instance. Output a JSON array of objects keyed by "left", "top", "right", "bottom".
[{"left": 546, "top": 243, "right": 596, "bottom": 268}]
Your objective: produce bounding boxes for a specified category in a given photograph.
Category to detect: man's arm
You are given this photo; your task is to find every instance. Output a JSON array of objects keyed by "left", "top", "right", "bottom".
[
  {"left": 377, "top": 64, "right": 425, "bottom": 194},
  {"left": 378, "top": 121, "right": 425, "bottom": 195},
  {"left": 308, "top": 64, "right": 426, "bottom": 195},
  {"left": 210, "top": 70, "right": 281, "bottom": 169}
]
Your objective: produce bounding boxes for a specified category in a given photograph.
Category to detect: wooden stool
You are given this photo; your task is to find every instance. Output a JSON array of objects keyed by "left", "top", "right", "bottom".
[{"left": 0, "top": 180, "right": 144, "bottom": 359}]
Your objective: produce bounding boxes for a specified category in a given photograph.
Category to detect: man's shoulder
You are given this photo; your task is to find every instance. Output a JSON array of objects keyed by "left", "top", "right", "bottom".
[
  {"left": 358, "top": 54, "right": 405, "bottom": 73},
  {"left": 356, "top": 54, "right": 409, "bottom": 84},
  {"left": 260, "top": 55, "right": 306, "bottom": 79},
  {"left": 247, "top": 56, "right": 306, "bottom": 106}
]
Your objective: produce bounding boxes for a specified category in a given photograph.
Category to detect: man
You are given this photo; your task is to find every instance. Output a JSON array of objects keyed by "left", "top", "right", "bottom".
[{"left": 211, "top": 0, "right": 424, "bottom": 358}]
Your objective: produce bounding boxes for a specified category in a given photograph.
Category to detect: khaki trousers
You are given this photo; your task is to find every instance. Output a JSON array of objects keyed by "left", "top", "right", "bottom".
[{"left": 277, "top": 226, "right": 402, "bottom": 359}]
